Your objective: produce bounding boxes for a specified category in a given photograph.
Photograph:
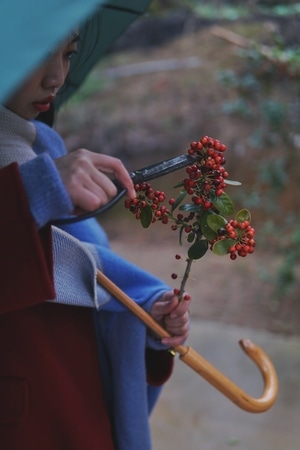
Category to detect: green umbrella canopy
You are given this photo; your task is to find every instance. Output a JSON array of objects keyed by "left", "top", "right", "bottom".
[{"left": 0, "top": 0, "right": 151, "bottom": 106}]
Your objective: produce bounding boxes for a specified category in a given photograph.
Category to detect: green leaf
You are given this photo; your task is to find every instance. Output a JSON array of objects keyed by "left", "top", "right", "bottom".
[
  {"left": 211, "top": 191, "right": 235, "bottom": 215},
  {"left": 206, "top": 214, "right": 227, "bottom": 232},
  {"left": 225, "top": 179, "right": 242, "bottom": 186},
  {"left": 140, "top": 206, "right": 153, "bottom": 228},
  {"left": 188, "top": 239, "right": 208, "bottom": 260},
  {"left": 236, "top": 209, "right": 251, "bottom": 222},
  {"left": 179, "top": 226, "right": 184, "bottom": 246},
  {"left": 187, "top": 232, "right": 195, "bottom": 243},
  {"left": 212, "top": 238, "right": 235, "bottom": 255},
  {"left": 173, "top": 180, "right": 185, "bottom": 189},
  {"left": 171, "top": 190, "right": 187, "bottom": 212},
  {"left": 200, "top": 212, "right": 218, "bottom": 240}
]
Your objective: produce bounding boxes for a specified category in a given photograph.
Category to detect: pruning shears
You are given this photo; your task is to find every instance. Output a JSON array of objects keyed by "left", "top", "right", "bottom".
[{"left": 53, "top": 153, "right": 196, "bottom": 225}]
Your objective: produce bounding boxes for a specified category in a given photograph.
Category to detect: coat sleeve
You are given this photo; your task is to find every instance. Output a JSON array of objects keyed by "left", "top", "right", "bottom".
[
  {"left": 146, "top": 348, "right": 174, "bottom": 386},
  {"left": 0, "top": 163, "right": 55, "bottom": 314}
]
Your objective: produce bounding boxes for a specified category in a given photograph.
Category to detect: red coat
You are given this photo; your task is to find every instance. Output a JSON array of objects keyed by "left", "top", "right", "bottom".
[
  {"left": 0, "top": 164, "right": 172, "bottom": 450},
  {"left": 0, "top": 164, "right": 114, "bottom": 449}
]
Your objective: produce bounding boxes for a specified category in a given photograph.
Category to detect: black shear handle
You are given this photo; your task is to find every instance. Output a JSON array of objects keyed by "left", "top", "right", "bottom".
[{"left": 51, "top": 182, "right": 127, "bottom": 226}]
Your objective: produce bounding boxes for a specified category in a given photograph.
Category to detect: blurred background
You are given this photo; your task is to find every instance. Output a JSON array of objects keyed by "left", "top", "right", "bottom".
[
  {"left": 57, "top": 0, "right": 300, "bottom": 331},
  {"left": 56, "top": 3, "right": 300, "bottom": 446}
]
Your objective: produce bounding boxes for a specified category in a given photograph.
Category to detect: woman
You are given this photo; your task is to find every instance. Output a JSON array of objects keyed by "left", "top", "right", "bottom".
[{"left": 0, "top": 17, "right": 191, "bottom": 450}]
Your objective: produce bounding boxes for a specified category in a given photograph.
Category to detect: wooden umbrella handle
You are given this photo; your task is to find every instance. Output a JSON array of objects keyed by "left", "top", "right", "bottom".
[
  {"left": 177, "top": 340, "right": 278, "bottom": 413},
  {"left": 96, "top": 270, "right": 278, "bottom": 413}
]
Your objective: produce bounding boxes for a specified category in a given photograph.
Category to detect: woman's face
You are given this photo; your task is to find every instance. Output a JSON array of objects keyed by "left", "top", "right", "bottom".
[{"left": 5, "top": 33, "right": 79, "bottom": 120}]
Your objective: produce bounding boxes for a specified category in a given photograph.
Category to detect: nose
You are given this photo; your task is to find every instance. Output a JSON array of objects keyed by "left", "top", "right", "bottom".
[{"left": 41, "top": 53, "right": 67, "bottom": 91}]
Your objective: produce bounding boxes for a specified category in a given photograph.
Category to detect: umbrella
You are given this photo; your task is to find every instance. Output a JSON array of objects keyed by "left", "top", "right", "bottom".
[{"left": 0, "top": 0, "right": 151, "bottom": 105}]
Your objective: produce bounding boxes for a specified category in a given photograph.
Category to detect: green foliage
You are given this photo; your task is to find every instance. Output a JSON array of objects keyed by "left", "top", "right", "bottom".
[
  {"left": 236, "top": 209, "right": 251, "bottom": 222},
  {"left": 258, "top": 158, "right": 288, "bottom": 193},
  {"left": 216, "top": 25, "right": 300, "bottom": 297},
  {"left": 200, "top": 212, "right": 218, "bottom": 240},
  {"left": 172, "top": 190, "right": 187, "bottom": 211},
  {"left": 141, "top": 205, "right": 153, "bottom": 228},
  {"left": 206, "top": 213, "right": 227, "bottom": 232},
  {"left": 211, "top": 191, "right": 235, "bottom": 215},
  {"left": 212, "top": 238, "right": 235, "bottom": 255},
  {"left": 188, "top": 1, "right": 300, "bottom": 20},
  {"left": 192, "top": 2, "right": 249, "bottom": 21},
  {"left": 148, "top": 1, "right": 300, "bottom": 19},
  {"left": 188, "top": 239, "right": 208, "bottom": 259}
]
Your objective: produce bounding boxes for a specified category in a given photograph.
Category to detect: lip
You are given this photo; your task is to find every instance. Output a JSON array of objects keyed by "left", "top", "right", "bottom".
[{"left": 32, "top": 95, "right": 55, "bottom": 113}]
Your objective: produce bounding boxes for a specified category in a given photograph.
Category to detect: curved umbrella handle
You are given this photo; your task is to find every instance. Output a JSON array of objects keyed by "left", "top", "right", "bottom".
[
  {"left": 96, "top": 270, "right": 278, "bottom": 413},
  {"left": 177, "top": 340, "right": 278, "bottom": 413}
]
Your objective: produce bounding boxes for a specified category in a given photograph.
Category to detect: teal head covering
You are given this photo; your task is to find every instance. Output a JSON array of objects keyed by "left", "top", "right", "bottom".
[
  {"left": 56, "top": 1, "right": 151, "bottom": 108},
  {"left": 0, "top": 0, "right": 151, "bottom": 105}
]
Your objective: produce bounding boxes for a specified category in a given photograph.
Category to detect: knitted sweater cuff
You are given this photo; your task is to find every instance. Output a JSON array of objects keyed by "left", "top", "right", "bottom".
[{"left": 19, "top": 153, "right": 73, "bottom": 228}]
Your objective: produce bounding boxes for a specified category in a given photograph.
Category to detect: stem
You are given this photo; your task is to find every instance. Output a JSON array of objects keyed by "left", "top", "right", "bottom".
[{"left": 178, "top": 257, "right": 193, "bottom": 301}]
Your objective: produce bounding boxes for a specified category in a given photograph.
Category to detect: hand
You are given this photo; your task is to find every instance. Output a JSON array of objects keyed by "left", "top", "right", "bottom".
[
  {"left": 55, "top": 149, "right": 136, "bottom": 212},
  {"left": 150, "top": 291, "right": 191, "bottom": 347}
]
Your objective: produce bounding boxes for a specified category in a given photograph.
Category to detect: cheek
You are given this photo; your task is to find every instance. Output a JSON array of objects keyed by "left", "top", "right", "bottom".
[
  {"left": 63, "top": 62, "right": 71, "bottom": 82},
  {"left": 4, "top": 93, "right": 21, "bottom": 114},
  {"left": 23, "top": 76, "right": 41, "bottom": 95}
]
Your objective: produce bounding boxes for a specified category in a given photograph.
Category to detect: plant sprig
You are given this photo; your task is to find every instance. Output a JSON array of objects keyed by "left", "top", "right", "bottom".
[{"left": 125, "top": 136, "right": 255, "bottom": 301}]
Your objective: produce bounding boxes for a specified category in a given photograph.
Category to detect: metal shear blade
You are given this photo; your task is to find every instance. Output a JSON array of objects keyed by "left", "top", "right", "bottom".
[{"left": 131, "top": 153, "right": 196, "bottom": 183}]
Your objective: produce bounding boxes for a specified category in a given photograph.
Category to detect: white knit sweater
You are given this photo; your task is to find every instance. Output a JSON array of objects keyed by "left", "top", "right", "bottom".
[{"left": 0, "top": 105, "right": 110, "bottom": 308}]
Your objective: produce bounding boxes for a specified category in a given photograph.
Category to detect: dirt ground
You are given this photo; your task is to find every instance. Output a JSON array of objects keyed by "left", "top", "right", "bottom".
[{"left": 57, "top": 14, "right": 300, "bottom": 337}]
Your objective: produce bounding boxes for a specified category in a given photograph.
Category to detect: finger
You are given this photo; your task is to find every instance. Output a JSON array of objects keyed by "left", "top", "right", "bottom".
[
  {"left": 168, "top": 297, "right": 191, "bottom": 319},
  {"left": 69, "top": 157, "right": 118, "bottom": 200},
  {"left": 164, "top": 313, "right": 190, "bottom": 334},
  {"left": 151, "top": 297, "right": 178, "bottom": 319},
  {"left": 89, "top": 169, "right": 118, "bottom": 198},
  {"left": 161, "top": 333, "right": 189, "bottom": 347},
  {"left": 161, "top": 316, "right": 190, "bottom": 346},
  {"left": 89, "top": 153, "right": 136, "bottom": 199},
  {"left": 72, "top": 185, "right": 109, "bottom": 211},
  {"left": 71, "top": 169, "right": 118, "bottom": 211}
]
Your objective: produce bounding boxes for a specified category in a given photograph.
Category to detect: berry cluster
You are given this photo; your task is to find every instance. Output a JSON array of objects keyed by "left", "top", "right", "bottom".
[
  {"left": 185, "top": 137, "right": 229, "bottom": 209},
  {"left": 124, "top": 135, "right": 255, "bottom": 301},
  {"left": 124, "top": 183, "right": 169, "bottom": 223},
  {"left": 212, "top": 219, "right": 256, "bottom": 260}
]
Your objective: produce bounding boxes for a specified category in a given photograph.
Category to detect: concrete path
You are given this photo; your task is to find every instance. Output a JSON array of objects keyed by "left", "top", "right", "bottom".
[{"left": 150, "top": 320, "right": 300, "bottom": 450}]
